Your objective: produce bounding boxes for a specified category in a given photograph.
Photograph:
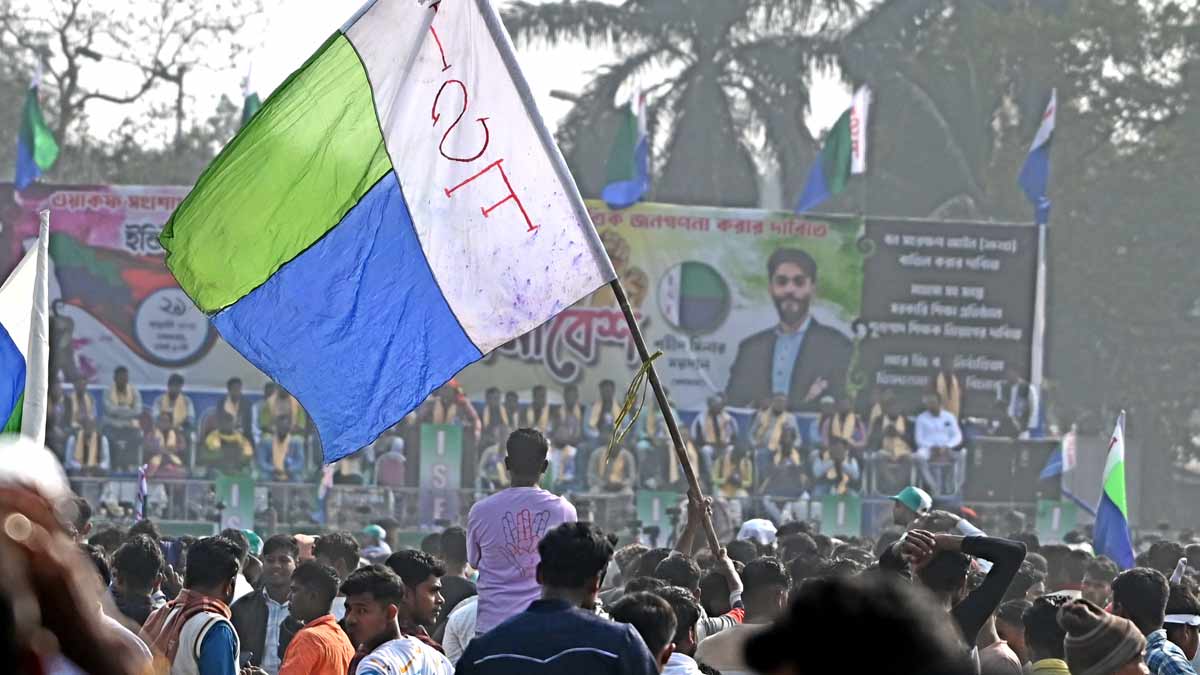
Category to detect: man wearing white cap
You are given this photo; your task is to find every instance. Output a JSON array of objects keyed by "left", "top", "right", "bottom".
[
  {"left": 361, "top": 524, "right": 392, "bottom": 564},
  {"left": 737, "top": 519, "right": 778, "bottom": 550}
]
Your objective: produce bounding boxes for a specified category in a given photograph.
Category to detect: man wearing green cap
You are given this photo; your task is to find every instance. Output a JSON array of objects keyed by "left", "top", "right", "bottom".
[
  {"left": 362, "top": 525, "right": 392, "bottom": 564},
  {"left": 891, "top": 485, "right": 933, "bottom": 527}
]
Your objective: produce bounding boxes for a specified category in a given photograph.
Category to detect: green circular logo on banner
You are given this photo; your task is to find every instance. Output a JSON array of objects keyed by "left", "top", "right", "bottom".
[{"left": 657, "top": 261, "right": 731, "bottom": 335}]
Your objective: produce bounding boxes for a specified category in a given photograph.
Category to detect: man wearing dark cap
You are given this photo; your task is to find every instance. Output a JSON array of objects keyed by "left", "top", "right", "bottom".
[{"left": 726, "top": 248, "right": 852, "bottom": 410}]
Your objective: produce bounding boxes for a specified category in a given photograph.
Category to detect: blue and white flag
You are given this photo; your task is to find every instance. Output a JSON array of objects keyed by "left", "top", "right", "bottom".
[
  {"left": 1018, "top": 89, "right": 1055, "bottom": 225},
  {"left": 602, "top": 90, "right": 650, "bottom": 209}
]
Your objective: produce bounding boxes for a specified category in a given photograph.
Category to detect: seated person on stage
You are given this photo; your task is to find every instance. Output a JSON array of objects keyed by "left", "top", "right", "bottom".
[
  {"left": 476, "top": 425, "right": 510, "bottom": 491},
  {"left": 258, "top": 415, "right": 305, "bottom": 481},
  {"left": 373, "top": 433, "right": 407, "bottom": 488},
  {"left": 203, "top": 410, "right": 255, "bottom": 476},
  {"left": 866, "top": 393, "right": 914, "bottom": 492},
  {"left": 103, "top": 365, "right": 143, "bottom": 472},
  {"left": 217, "top": 377, "right": 254, "bottom": 440},
  {"left": 582, "top": 379, "right": 621, "bottom": 489},
  {"left": 253, "top": 381, "right": 278, "bottom": 445},
  {"left": 479, "top": 387, "right": 509, "bottom": 441},
  {"left": 152, "top": 373, "right": 195, "bottom": 446},
  {"left": 811, "top": 437, "right": 861, "bottom": 497},
  {"left": 759, "top": 425, "right": 808, "bottom": 497},
  {"left": 521, "top": 385, "right": 552, "bottom": 433},
  {"left": 144, "top": 412, "right": 187, "bottom": 479},
  {"left": 914, "top": 391, "right": 964, "bottom": 494},
  {"left": 68, "top": 375, "right": 97, "bottom": 432},
  {"left": 821, "top": 395, "right": 867, "bottom": 459},
  {"left": 588, "top": 441, "right": 637, "bottom": 494},
  {"left": 552, "top": 384, "right": 585, "bottom": 448},
  {"left": 423, "top": 382, "right": 481, "bottom": 436},
  {"left": 713, "top": 445, "right": 754, "bottom": 499},
  {"left": 690, "top": 393, "right": 738, "bottom": 468},
  {"left": 66, "top": 415, "right": 111, "bottom": 474},
  {"left": 503, "top": 391, "right": 521, "bottom": 432},
  {"left": 659, "top": 427, "right": 703, "bottom": 493},
  {"left": 547, "top": 429, "right": 579, "bottom": 492},
  {"left": 751, "top": 393, "right": 800, "bottom": 477}
]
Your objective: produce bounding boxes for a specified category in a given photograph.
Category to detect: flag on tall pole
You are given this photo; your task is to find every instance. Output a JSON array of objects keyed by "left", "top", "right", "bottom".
[
  {"left": 601, "top": 90, "right": 649, "bottom": 210},
  {"left": 160, "top": 0, "right": 616, "bottom": 463},
  {"left": 1018, "top": 89, "right": 1055, "bottom": 225},
  {"left": 0, "top": 210, "right": 50, "bottom": 445},
  {"left": 1094, "top": 412, "right": 1135, "bottom": 569},
  {"left": 15, "top": 73, "right": 60, "bottom": 191},
  {"left": 795, "top": 85, "right": 870, "bottom": 214}
]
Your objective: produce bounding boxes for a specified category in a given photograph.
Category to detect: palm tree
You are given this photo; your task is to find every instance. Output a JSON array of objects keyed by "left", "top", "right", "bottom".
[{"left": 502, "top": 0, "right": 859, "bottom": 208}]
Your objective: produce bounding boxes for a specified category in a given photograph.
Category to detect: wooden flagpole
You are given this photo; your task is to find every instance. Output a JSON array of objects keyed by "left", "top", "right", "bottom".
[{"left": 609, "top": 278, "right": 722, "bottom": 554}]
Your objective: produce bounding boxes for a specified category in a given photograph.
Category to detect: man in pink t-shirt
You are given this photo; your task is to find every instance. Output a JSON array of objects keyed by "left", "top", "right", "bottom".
[{"left": 468, "top": 428, "right": 577, "bottom": 637}]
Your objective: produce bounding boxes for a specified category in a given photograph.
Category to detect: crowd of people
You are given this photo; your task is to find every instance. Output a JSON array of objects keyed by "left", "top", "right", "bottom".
[{"left": 4, "top": 425, "right": 1200, "bottom": 675}]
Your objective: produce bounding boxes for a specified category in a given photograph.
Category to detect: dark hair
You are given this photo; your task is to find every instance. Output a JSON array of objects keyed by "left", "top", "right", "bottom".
[
  {"left": 699, "top": 570, "right": 734, "bottom": 617},
  {"left": 441, "top": 526, "right": 467, "bottom": 565},
  {"left": 1039, "top": 544, "right": 1071, "bottom": 587},
  {"left": 1085, "top": 556, "right": 1119, "bottom": 583},
  {"left": 779, "top": 533, "right": 819, "bottom": 562},
  {"left": 789, "top": 554, "right": 828, "bottom": 585},
  {"left": 313, "top": 532, "right": 361, "bottom": 573},
  {"left": 1111, "top": 567, "right": 1169, "bottom": 632},
  {"left": 385, "top": 550, "right": 446, "bottom": 589},
  {"left": 997, "top": 598, "right": 1032, "bottom": 628},
  {"left": 537, "top": 522, "right": 614, "bottom": 589},
  {"left": 419, "top": 532, "right": 441, "bottom": 556},
  {"left": 218, "top": 528, "right": 250, "bottom": 563},
  {"left": 625, "top": 576, "right": 668, "bottom": 595},
  {"left": 81, "top": 543, "right": 111, "bottom": 587},
  {"left": 1003, "top": 560, "right": 1046, "bottom": 602},
  {"left": 743, "top": 557, "right": 791, "bottom": 600},
  {"left": 293, "top": 560, "right": 341, "bottom": 607},
  {"left": 776, "top": 520, "right": 811, "bottom": 539},
  {"left": 262, "top": 534, "right": 299, "bottom": 560},
  {"left": 167, "top": 373, "right": 184, "bottom": 386},
  {"left": 1025, "top": 552, "right": 1049, "bottom": 575},
  {"left": 506, "top": 428, "right": 549, "bottom": 474},
  {"left": 128, "top": 519, "right": 162, "bottom": 543},
  {"left": 917, "top": 551, "right": 971, "bottom": 594},
  {"left": 69, "top": 496, "right": 92, "bottom": 533},
  {"left": 746, "top": 574, "right": 970, "bottom": 675},
  {"left": 654, "top": 554, "right": 701, "bottom": 592},
  {"left": 339, "top": 564, "right": 405, "bottom": 606},
  {"left": 1009, "top": 531, "right": 1041, "bottom": 554},
  {"left": 90, "top": 527, "right": 126, "bottom": 554},
  {"left": 1148, "top": 540, "right": 1186, "bottom": 577},
  {"left": 724, "top": 539, "right": 758, "bottom": 566},
  {"left": 767, "top": 248, "right": 817, "bottom": 283},
  {"left": 1023, "top": 594, "right": 1070, "bottom": 658},
  {"left": 811, "top": 534, "right": 835, "bottom": 558},
  {"left": 1166, "top": 582, "right": 1200, "bottom": 621},
  {"left": 609, "top": 592, "right": 677, "bottom": 658},
  {"left": 816, "top": 557, "right": 867, "bottom": 579},
  {"left": 654, "top": 586, "right": 701, "bottom": 645},
  {"left": 184, "top": 537, "right": 241, "bottom": 590},
  {"left": 226, "top": 377, "right": 242, "bottom": 389},
  {"left": 114, "top": 366, "right": 128, "bottom": 376},
  {"left": 632, "top": 547, "right": 673, "bottom": 580},
  {"left": 113, "top": 534, "right": 165, "bottom": 590},
  {"left": 615, "top": 543, "right": 649, "bottom": 577}
]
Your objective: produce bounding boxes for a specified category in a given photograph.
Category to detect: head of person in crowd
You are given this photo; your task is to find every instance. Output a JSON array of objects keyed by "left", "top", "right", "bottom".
[
  {"left": 419, "top": 532, "right": 441, "bottom": 557},
  {"left": 1111, "top": 567, "right": 1169, "bottom": 635},
  {"left": 779, "top": 533, "right": 819, "bottom": 562},
  {"left": 1040, "top": 544, "right": 1075, "bottom": 590},
  {"left": 385, "top": 550, "right": 446, "bottom": 629},
  {"left": 1164, "top": 582, "right": 1200, "bottom": 660},
  {"left": 891, "top": 486, "right": 933, "bottom": 528},
  {"left": 340, "top": 565, "right": 406, "bottom": 647},
  {"left": 536, "top": 522, "right": 614, "bottom": 610},
  {"left": 218, "top": 527, "right": 250, "bottom": 565},
  {"left": 916, "top": 545, "right": 973, "bottom": 609},
  {"left": 184, "top": 536, "right": 242, "bottom": 605},
  {"left": 89, "top": 526, "right": 125, "bottom": 555},
  {"left": 1147, "top": 540, "right": 1186, "bottom": 578},
  {"left": 441, "top": 525, "right": 469, "bottom": 575},
  {"left": 746, "top": 573, "right": 970, "bottom": 675},
  {"left": 654, "top": 586, "right": 702, "bottom": 658},
  {"left": 505, "top": 428, "right": 551, "bottom": 487},
  {"left": 737, "top": 518, "right": 778, "bottom": 553},
  {"left": 166, "top": 373, "right": 184, "bottom": 398},
  {"left": 997, "top": 598, "right": 1032, "bottom": 663},
  {"left": 314, "top": 531, "right": 361, "bottom": 582},
  {"left": 290, "top": 560, "right": 342, "bottom": 625},
  {"left": 615, "top": 543, "right": 649, "bottom": 581},
  {"left": 112, "top": 533, "right": 164, "bottom": 598},
  {"left": 1022, "top": 594, "right": 1070, "bottom": 663},
  {"left": 1058, "top": 598, "right": 1149, "bottom": 675},
  {"left": 625, "top": 576, "right": 669, "bottom": 596},
  {"left": 699, "top": 560, "right": 744, "bottom": 618},
  {"left": 361, "top": 524, "right": 386, "bottom": 549},
  {"left": 1083, "top": 556, "right": 1120, "bottom": 607},
  {"left": 631, "top": 547, "right": 673, "bottom": 580},
  {"left": 1186, "top": 544, "right": 1200, "bottom": 572},
  {"left": 66, "top": 495, "right": 92, "bottom": 543},
  {"left": 1026, "top": 551, "right": 1049, "bottom": 575},
  {"left": 706, "top": 393, "right": 725, "bottom": 415},
  {"left": 226, "top": 377, "right": 243, "bottom": 401},
  {"left": 1009, "top": 530, "right": 1041, "bottom": 554},
  {"left": 743, "top": 557, "right": 791, "bottom": 623},
  {"left": 654, "top": 553, "right": 702, "bottom": 600},
  {"left": 129, "top": 518, "right": 163, "bottom": 543},
  {"left": 261, "top": 534, "right": 299, "bottom": 600},
  {"left": 1003, "top": 560, "right": 1047, "bottom": 602},
  {"left": 725, "top": 539, "right": 759, "bottom": 566},
  {"left": 767, "top": 247, "right": 818, "bottom": 328},
  {"left": 81, "top": 543, "right": 112, "bottom": 587},
  {"left": 610, "top": 591, "right": 677, "bottom": 672}
]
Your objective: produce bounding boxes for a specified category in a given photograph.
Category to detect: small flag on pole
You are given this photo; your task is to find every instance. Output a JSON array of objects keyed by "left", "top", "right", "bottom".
[
  {"left": 1093, "top": 412, "right": 1135, "bottom": 569},
  {"left": 1038, "top": 425, "right": 1077, "bottom": 479},
  {"left": 795, "top": 85, "right": 869, "bottom": 214},
  {"left": 601, "top": 90, "right": 650, "bottom": 210},
  {"left": 1018, "top": 89, "right": 1055, "bottom": 225},
  {"left": 15, "top": 76, "right": 60, "bottom": 191},
  {"left": 0, "top": 211, "right": 50, "bottom": 444}
]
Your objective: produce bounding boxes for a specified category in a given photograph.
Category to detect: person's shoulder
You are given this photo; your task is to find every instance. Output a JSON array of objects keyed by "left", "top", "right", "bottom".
[
  {"left": 736, "top": 327, "right": 776, "bottom": 350},
  {"left": 808, "top": 319, "right": 852, "bottom": 347}
]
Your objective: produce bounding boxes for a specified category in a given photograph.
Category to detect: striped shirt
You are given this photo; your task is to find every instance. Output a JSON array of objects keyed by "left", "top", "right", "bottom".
[{"left": 261, "top": 596, "right": 288, "bottom": 675}]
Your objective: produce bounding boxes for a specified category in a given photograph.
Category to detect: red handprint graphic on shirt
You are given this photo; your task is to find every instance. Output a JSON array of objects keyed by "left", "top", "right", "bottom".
[{"left": 500, "top": 508, "right": 551, "bottom": 578}]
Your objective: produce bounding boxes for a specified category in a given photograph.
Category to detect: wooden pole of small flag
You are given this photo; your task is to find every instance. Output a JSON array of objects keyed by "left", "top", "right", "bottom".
[{"left": 609, "top": 278, "right": 722, "bottom": 554}]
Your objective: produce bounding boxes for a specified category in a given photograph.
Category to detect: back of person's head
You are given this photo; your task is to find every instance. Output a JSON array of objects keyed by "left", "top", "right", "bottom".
[
  {"left": 724, "top": 539, "right": 758, "bottom": 566},
  {"left": 998, "top": 598, "right": 1031, "bottom": 632},
  {"left": 1111, "top": 566, "right": 1169, "bottom": 633},
  {"left": 440, "top": 526, "right": 468, "bottom": 566},
  {"left": 313, "top": 532, "right": 361, "bottom": 575},
  {"left": 112, "top": 534, "right": 164, "bottom": 592},
  {"left": 746, "top": 574, "right": 970, "bottom": 675},
  {"left": 185, "top": 537, "right": 241, "bottom": 591},
  {"left": 420, "top": 532, "right": 441, "bottom": 557},
  {"left": 653, "top": 585, "right": 701, "bottom": 651},
  {"left": 81, "top": 543, "right": 111, "bottom": 587},
  {"left": 776, "top": 520, "right": 811, "bottom": 539},
  {"left": 609, "top": 591, "right": 677, "bottom": 666},
  {"left": 698, "top": 569, "right": 734, "bottom": 617},
  {"left": 537, "top": 522, "right": 613, "bottom": 590},
  {"left": 1058, "top": 598, "right": 1146, "bottom": 675},
  {"left": 1023, "top": 594, "right": 1070, "bottom": 659},
  {"left": 817, "top": 557, "right": 867, "bottom": 580},
  {"left": 632, "top": 547, "right": 673, "bottom": 580},
  {"left": 506, "top": 428, "right": 549, "bottom": 475},
  {"left": 1004, "top": 560, "right": 1047, "bottom": 602},
  {"left": 218, "top": 527, "right": 250, "bottom": 565},
  {"left": 1010, "top": 530, "right": 1041, "bottom": 554},
  {"left": 1040, "top": 544, "right": 1072, "bottom": 588},
  {"left": 384, "top": 549, "right": 446, "bottom": 588},
  {"left": 1164, "top": 582, "right": 1200, "bottom": 653},
  {"left": 262, "top": 533, "right": 299, "bottom": 560},
  {"left": 1086, "top": 556, "right": 1119, "bottom": 583},
  {"left": 779, "top": 533, "right": 819, "bottom": 562},
  {"left": 1025, "top": 552, "right": 1049, "bottom": 575},
  {"left": 339, "top": 564, "right": 405, "bottom": 606},
  {"left": 874, "top": 529, "right": 904, "bottom": 558},
  {"left": 1063, "top": 549, "right": 1092, "bottom": 586},
  {"left": 625, "top": 576, "right": 668, "bottom": 595},
  {"left": 917, "top": 550, "right": 971, "bottom": 597},
  {"left": 614, "top": 543, "right": 649, "bottom": 579},
  {"left": 789, "top": 553, "right": 828, "bottom": 585},
  {"left": 811, "top": 533, "right": 836, "bottom": 559},
  {"left": 89, "top": 527, "right": 125, "bottom": 555},
  {"left": 1148, "top": 540, "right": 1186, "bottom": 577},
  {"left": 742, "top": 557, "right": 791, "bottom": 619},
  {"left": 292, "top": 559, "right": 341, "bottom": 607},
  {"left": 653, "top": 554, "right": 701, "bottom": 594},
  {"left": 128, "top": 518, "right": 162, "bottom": 543}
]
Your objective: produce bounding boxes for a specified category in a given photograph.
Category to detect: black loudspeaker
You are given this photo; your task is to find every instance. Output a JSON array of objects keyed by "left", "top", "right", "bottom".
[{"left": 964, "top": 437, "right": 1061, "bottom": 503}]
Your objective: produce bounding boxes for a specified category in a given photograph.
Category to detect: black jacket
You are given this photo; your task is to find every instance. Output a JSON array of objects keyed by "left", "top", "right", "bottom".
[
  {"left": 726, "top": 320, "right": 853, "bottom": 410},
  {"left": 230, "top": 588, "right": 298, "bottom": 667}
]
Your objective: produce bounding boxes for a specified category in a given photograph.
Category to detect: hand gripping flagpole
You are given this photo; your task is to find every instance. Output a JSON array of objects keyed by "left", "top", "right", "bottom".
[{"left": 609, "top": 278, "right": 722, "bottom": 554}]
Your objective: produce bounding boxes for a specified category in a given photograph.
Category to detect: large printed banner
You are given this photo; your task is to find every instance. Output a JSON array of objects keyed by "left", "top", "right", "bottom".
[{"left": 0, "top": 184, "right": 266, "bottom": 390}]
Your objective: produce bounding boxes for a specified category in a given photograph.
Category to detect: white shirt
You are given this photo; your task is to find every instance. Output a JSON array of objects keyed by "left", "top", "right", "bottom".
[
  {"left": 355, "top": 636, "right": 454, "bottom": 675},
  {"left": 262, "top": 594, "right": 289, "bottom": 675},
  {"left": 443, "top": 595, "right": 479, "bottom": 666},
  {"left": 915, "top": 409, "right": 963, "bottom": 451},
  {"left": 663, "top": 652, "right": 704, "bottom": 675},
  {"left": 694, "top": 623, "right": 765, "bottom": 675},
  {"left": 331, "top": 596, "right": 347, "bottom": 621}
]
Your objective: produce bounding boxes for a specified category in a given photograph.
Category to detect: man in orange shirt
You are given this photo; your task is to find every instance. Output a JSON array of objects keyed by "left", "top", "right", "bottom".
[{"left": 280, "top": 560, "right": 355, "bottom": 675}]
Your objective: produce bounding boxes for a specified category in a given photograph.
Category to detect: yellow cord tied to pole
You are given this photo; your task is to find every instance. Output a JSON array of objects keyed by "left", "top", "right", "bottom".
[{"left": 605, "top": 350, "right": 663, "bottom": 467}]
